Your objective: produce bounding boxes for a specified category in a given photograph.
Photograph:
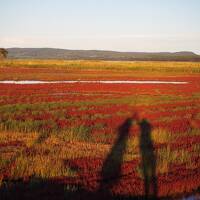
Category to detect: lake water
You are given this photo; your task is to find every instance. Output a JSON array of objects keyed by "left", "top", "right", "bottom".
[{"left": 0, "top": 80, "right": 188, "bottom": 85}]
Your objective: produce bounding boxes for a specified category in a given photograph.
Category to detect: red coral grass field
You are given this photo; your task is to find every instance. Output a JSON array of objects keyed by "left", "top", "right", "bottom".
[{"left": 0, "top": 60, "right": 200, "bottom": 199}]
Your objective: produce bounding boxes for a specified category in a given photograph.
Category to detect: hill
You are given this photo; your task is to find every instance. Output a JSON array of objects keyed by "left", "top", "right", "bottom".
[{"left": 6, "top": 48, "right": 200, "bottom": 61}]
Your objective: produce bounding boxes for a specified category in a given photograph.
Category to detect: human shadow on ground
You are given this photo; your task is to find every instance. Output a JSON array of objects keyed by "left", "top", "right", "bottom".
[
  {"left": 99, "top": 117, "right": 158, "bottom": 199},
  {"left": 99, "top": 117, "right": 133, "bottom": 196},
  {"left": 139, "top": 119, "right": 157, "bottom": 199}
]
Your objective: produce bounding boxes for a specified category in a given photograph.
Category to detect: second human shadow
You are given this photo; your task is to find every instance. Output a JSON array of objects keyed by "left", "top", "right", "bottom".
[{"left": 139, "top": 119, "right": 157, "bottom": 199}]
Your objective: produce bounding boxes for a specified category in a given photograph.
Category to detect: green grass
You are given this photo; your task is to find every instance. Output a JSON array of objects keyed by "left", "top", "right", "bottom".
[{"left": 0, "top": 92, "right": 191, "bottom": 134}]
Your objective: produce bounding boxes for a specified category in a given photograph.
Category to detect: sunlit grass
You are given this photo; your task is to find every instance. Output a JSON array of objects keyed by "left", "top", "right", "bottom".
[{"left": 1, "top": 59, "right": 200, "bottom": 73}]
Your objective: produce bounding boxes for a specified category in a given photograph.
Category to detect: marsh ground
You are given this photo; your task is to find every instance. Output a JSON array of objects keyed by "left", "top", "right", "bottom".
[{"left": 0, "top": 60, "right": 200, "bottom": 199}]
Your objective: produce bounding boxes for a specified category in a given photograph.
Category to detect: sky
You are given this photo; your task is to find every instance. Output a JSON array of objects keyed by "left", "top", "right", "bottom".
[{"left": 0, "top": 0, "right": 200, "bottom": 53}]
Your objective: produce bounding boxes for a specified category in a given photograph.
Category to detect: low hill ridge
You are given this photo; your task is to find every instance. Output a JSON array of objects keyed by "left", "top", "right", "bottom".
[{"left": 6, "top": 48, "right": 200, "bottom": 61}]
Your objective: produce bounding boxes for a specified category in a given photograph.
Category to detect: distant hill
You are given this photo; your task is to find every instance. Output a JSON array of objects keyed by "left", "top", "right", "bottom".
[{"left": 6, "top": 48, "right": 200, "bottom": 61}]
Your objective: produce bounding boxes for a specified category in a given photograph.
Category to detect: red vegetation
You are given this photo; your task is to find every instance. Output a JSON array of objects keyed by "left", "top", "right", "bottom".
[{"left": 1, "top": 75, "right": 200, "bottom": 198}]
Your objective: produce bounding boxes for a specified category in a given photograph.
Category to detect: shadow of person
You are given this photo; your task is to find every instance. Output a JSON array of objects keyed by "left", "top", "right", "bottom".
[
  {"left": 99, "top": 118, "right": 133, "bottom": 197},
  {"left": 139, "top": 119, "right": 157, "bottom": 199}
]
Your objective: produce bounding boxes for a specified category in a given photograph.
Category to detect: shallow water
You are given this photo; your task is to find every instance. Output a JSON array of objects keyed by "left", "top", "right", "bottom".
[{"left": 0, "top": 80, "right": 188, "bottom": 85}]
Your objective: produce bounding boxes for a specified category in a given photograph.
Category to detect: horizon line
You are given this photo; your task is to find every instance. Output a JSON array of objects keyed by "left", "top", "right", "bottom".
[{"left": 5, "top": 47, "right": 200, "bottom": 55}]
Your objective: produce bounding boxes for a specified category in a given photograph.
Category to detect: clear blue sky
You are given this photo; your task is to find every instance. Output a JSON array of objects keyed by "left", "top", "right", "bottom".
[{"left": 0, "top": 0, "right": 200, "bottom": 53}]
